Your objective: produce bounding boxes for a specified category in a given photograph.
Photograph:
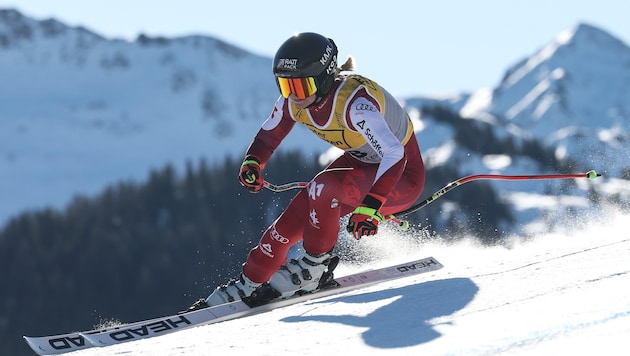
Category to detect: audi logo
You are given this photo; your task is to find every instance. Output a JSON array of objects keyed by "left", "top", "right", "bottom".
[{"left": 355, "top": 103, "right": 377, "bottom": 112}]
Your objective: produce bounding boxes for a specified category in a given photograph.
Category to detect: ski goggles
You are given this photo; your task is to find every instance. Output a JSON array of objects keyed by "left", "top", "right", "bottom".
[{"left": 276, "top": 76, "right": 317, "bottom": 99}]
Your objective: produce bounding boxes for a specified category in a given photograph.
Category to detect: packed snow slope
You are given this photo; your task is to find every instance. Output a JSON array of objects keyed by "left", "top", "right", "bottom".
[{"left": 70, "top": 210, "right": 630, "bottom": 356}]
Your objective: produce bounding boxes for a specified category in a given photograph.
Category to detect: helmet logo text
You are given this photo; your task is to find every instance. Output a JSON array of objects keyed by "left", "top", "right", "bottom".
[
  {"left": 277, "top": 58, "right": 298, "bottom": 70},
  {"left": 320, "top": 45, "right": 337, "bottom": 75},
  {"left": 325, "top": 55, "right": 337, "bottom": 75},
  {"left": 319, "top": 45, "right": 333, "bottom": 65}
]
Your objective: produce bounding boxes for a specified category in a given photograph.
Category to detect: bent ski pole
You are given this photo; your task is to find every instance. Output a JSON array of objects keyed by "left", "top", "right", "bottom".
[
  {"left": 264, "top": 170, "right": 601, "bottom": 229},
  {"left": 264, "top": 181, "right": 307, "bottom": 192},
  {"left": 392, "top": 170, "right": 601, "bottom": 219},
  {"left": 263, "top": 168, "right": 353, "bottom": 192}
]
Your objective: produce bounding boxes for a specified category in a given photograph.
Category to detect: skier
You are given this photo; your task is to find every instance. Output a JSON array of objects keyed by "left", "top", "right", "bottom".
[{"left": 189, "top": 32, "right": 426, "bottom": 309}]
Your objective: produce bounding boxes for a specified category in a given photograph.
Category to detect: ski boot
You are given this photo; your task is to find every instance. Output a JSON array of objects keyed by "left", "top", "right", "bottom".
[
  {"left": 269, "top": 250, "right": 339, "bottom": 299},
  {"left": 179, "top": 273, "right": 260, "bottom": 314},
  {"left": 205, "top": 273, "right": 262, "bottom": 306}
]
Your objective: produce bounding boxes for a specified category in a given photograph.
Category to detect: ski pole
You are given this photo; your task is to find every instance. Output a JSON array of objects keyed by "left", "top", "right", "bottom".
[
  {"left": 387, "top": 170, "right": 601, "bottom": 229},
  {"left": 264, "top": 181, "right": 308, "bottom": 192},
  {"left": 263, "top": 168, "right": 353, "bottom": 192},
  {"left": 392, "top": 170, "right": 601, "bottom": 219},
  {"left": 264, "top": 170, "right": 601, "bottom": 229}
]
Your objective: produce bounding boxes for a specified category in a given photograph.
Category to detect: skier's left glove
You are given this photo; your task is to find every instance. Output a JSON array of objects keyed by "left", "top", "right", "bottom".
[{"left": 346, "top": 194, "right": 386, "bottom": 240}]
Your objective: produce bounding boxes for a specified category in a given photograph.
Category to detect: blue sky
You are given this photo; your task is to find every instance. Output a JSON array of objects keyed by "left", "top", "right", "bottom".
[{"left": 1, "top": 1, "right": 628, "bottom": 98}]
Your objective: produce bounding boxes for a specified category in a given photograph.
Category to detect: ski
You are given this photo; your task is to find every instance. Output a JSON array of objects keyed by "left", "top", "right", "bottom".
[{"left": 24, "top": 256, "right": 442, "bottom": 355}]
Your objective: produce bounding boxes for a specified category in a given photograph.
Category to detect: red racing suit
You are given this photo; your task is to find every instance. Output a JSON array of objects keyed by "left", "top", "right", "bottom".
[{"left": 242, "top": 74, "right": 425, "bottom": 283}]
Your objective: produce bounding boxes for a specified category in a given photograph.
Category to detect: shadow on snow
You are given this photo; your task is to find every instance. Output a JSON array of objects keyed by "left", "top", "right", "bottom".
[{"left": 281, "top": 277, "right": 478, "bottom": 349}]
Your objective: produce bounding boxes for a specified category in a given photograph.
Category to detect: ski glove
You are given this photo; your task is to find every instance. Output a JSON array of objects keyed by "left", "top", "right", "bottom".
[
  {"left": 239, "top": 156, "right": 264, "bottom": 193},
  {"left": 346, "top": 194, "right": 386, "bottom": 240}
]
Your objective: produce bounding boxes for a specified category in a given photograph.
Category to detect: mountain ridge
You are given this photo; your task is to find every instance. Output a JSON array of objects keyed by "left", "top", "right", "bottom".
[
  {"left": 445, "top": 22, "right": 630, "bottom": 189},
  {"left": 0, "top": 9, "right": 626, "bottom": 230}
]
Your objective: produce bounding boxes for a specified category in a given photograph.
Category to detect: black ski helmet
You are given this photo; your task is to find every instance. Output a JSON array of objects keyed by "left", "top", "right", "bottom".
[{"left": 273, "top": 32, "right": 338, "bottom": 98}]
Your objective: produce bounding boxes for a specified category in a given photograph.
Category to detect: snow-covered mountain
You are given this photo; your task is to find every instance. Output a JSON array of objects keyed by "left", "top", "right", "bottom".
[
  {"left": 0, "top": 9, "right": 627, "bottom": 232},
  {"left": 458, "top": 23, "right": 630, "bottom": 177},
  {"left": 0, "top": 9, "right": 328, "bottom": 225},
  {"left": 68, "top": 210, "right": 630, "bottom": 355},
  {"left": 403, "top": 23, "right": 630, "bottom": 233}
]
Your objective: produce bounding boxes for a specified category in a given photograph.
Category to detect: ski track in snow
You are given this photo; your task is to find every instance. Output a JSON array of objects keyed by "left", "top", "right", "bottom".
[{"left": 65, "top": 211, "right": 630, "bottom": 356}]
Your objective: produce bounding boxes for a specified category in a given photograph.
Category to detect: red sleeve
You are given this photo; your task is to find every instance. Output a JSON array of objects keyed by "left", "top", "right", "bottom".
[
  {"left": 245, "top": 98, "right": 295, "bottom": 166},
  {"left": 371, "top": 161, "right": 406, "bottom": 197}
]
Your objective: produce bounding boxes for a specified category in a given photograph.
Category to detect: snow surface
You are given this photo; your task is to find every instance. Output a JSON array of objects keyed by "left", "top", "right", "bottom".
[{"left": 69, "top": 209, "right": 630, "bottom": 356}]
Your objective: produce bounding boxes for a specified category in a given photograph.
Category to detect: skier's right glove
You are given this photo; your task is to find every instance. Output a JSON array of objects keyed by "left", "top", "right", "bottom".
[
  {"left": 239, "top": 155, "right": 264, "bottom": 193},
  {"left": 346, "top": 193, "right": 386, "bottom": 240}
]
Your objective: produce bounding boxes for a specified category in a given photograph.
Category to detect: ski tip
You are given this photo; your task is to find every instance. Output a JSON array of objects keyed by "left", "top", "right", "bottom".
[{"left": 22, "top": 336, "right": 44, "bottom": 356}]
